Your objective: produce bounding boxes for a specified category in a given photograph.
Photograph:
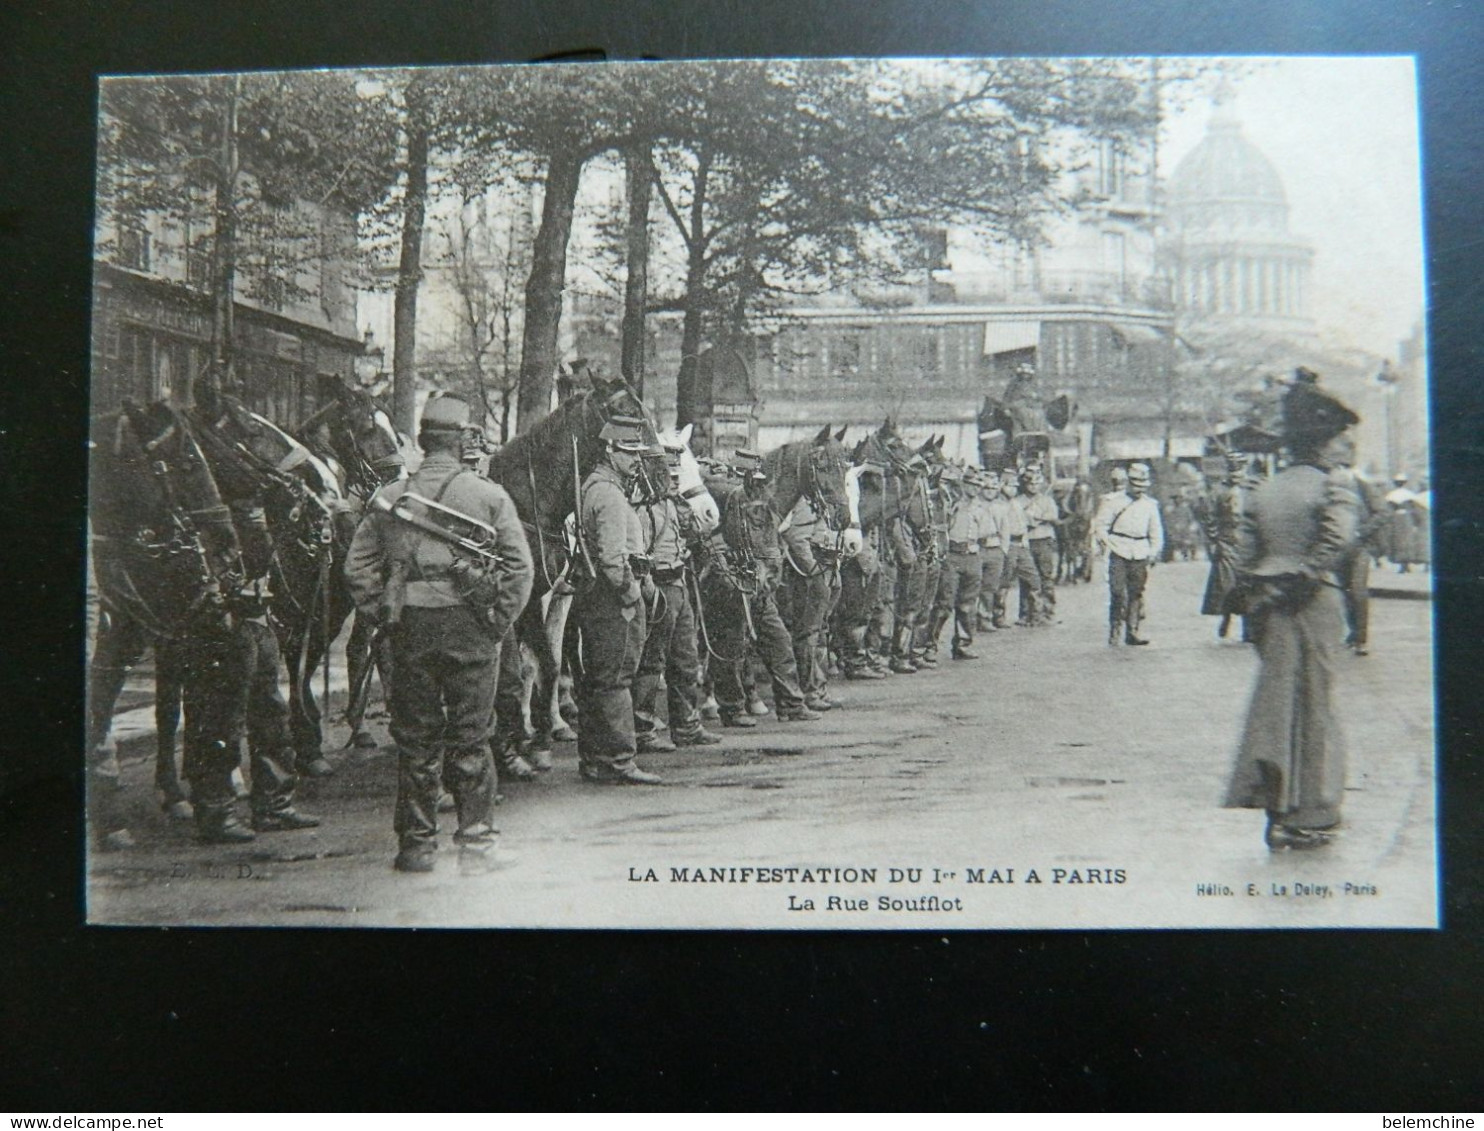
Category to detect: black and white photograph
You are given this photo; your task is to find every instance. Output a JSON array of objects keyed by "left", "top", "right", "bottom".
[{"left": 83, "top": 54, "right": 1434, "bottom": 929}]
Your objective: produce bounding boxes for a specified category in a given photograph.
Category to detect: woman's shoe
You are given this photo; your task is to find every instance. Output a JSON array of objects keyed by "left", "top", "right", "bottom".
[{"left": 1265, "top": 822, "right": 1335, "bottom": 851}]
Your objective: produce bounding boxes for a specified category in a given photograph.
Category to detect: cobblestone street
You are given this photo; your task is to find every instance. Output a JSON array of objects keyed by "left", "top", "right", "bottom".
[{"left": 87, "top": 560, "right": 1437, "bottom": 928}]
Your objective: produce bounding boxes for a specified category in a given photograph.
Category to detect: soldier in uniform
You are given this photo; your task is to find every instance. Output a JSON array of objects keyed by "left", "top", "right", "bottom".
[
  {"left": 182, "top": 573, "right": 323, "bottom": 844},
  {"left": 704, "top": 450, "right": 820, "bottom": 727},
  {"left": 990, "top": 468, "right": 1043, "bottom": 628},
  {"left": 974, "top": 468, "right": 1005, "bottom": 631},
  {"left": 778, "top": 489, "right": 845, "bottom": 710},
  {"left": 633, "top": 437, "right": 721, "bottom": 753},
  {"left": 928, "top": 466, "right": 985, "bottom": 660},
  {"left": 567, "top": 416, "right": 666, "bottom": 784},
  {"left": 1019, "top": 466, "right": 1060, "bottom": 625},
  {"left": 345, "top": 395, "right": 535, "bottom": 873},
  {"left": 1094, "top": 461, "right": 1164, "bottom": 646}
]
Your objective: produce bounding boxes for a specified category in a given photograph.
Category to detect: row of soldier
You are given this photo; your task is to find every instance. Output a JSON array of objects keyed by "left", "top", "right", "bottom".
[{"left": 88, "top": 381, "right": 1165, "bottom": 874}]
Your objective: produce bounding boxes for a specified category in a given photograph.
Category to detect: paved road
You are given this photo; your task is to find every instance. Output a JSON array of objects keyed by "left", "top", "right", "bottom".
[{"left": 88, "top": 560, "right": 1437, "bottom": 929}]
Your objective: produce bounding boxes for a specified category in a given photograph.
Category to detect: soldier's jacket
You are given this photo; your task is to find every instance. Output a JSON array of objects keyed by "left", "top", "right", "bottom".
[
  {"left": 581, "top": 463, "right": 645, "bottom": 603},
  {"left": 639, "top": 495, "right": 688, "bottom": 571},
  {"left": 988, "top": 495, "right": 1028, "bottom": 541},
  {"left": 972, "top": 495, "right": 1003, "bottom": 549},
  {"left": 781, "top": 495, "right": 838, "bottom": 575},
  {"left": 345, "top": 450, "right": 534, "bottom": 640},
  {"left": 1021, "top": 491, "right": 1060, "bottom": 541},
  {"left": 946, "top": 493, "right": 983, "bottom": 546}
]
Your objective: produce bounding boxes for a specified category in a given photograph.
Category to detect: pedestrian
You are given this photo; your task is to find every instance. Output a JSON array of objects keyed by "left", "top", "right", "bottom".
[
  {"left": 1330, "top": 439, "right": 1387, "bottom": 656},
  {"left": 633, "top": 438, "right": 721, "bottom": 752},
  {"left": 1224, "top": 381, "right": 1361, "bottom": 851},
  {"left": 345, "top": 394, "right": 535, "bottom": 873},
  {"left": 1094, "top": 462, "right": 1164, "bottom": 645},
  {"left": 1200, "top": 453, "right": 1249, "bottom": 641},
  {"left": 1385, "top": 474, "right": 1420, "bottom": 572}
]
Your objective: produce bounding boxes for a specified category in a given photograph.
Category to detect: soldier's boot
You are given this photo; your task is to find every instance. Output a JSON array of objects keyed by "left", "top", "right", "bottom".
[
  {"left": 1108, "top": 616, "right": 1123, "bottom": 647},
  {"left": 1124, "top": 607, "right": 1150, "bottom": 646},
  {"left": 923, "top": 609, "right": 951, "bottom": 663},
  {"left": 889, "top": 626, "right": 919, "bottom": 673},
  {"left": 842, "top": 627, "right": 885, "bottom": 680},
  {"left": 196, "top": 801, "right": 256, "bottom": 845},
  {"left": 491, "top": 732, "right": 537, "bottom": 782},
  {"left": 992, "top": 592, "right": 1010, "bottom": 629}
]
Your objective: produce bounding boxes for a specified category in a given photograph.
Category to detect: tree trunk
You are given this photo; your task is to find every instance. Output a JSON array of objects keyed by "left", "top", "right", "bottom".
[
  {"left": 205, "top": 75, "right": 240, "bottom": 407},
  {"left": 674, "top": 148, "right": 712, "bottom": 430},
  {"left": 392, "top": 106, "right": 430, "bottom": 437},
  {"left": 517, "top": 145, "right": 584, "bottom": 434},
  {"left": 620, "top": 145, "right": 652, "bottom": 394}
]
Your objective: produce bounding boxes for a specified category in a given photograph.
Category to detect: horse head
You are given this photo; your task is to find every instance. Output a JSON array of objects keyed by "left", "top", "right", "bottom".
[
  {"left": 766, "top": 422, "right": 851, "bottom": 530},
  {"left": 303, "top": 384, "right": 406, "bottom": 493},
  {"left": 92, "top": 400, "right": 245, "bottom": 634}
]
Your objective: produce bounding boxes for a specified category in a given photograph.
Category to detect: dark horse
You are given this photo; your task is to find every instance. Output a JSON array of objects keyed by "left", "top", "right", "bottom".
[
  {"left": 483, "top": 370, "right": 651, "bottom": 758},
  {"left": 293, "top": 384, "right": 407, "bottom": 752},
  {"left": 188, "top": 388, "right": 350, "bottom": 775},
  {"left": 87, "top": 399, "right": 248, "bottom": 835}
]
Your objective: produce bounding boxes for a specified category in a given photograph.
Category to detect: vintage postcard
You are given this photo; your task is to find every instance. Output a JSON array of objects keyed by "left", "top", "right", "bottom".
[{"left": 85, "top": 55, "right": 1433, "bottom": 928}]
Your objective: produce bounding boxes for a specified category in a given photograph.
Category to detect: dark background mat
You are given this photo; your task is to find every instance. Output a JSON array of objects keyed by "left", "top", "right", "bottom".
[{"left": 2, "top": 0, "right": 1481, "bottom": 1110}]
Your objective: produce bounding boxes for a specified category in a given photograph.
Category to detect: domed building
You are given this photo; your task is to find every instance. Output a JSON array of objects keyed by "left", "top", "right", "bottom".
[{"left": 1166, "top": 90, "right": 1315, "bottom": 335}]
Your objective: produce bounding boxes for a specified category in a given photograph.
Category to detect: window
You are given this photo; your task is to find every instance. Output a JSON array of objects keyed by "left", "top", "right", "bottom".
[
  {"left": 116, "top": 224, "right": 152, "bottom": 272},
  {"left": 832, "top": 332, "right": 862, "bottom": 379},
  {"left": 186, "top": 243, "right": 212, "bottom": 290},
  {"left": 1098, "top": 140, "right": 1126, "bottom": 199},
  {"left": 1102, "top": 232, "right": 1127, "bottom": 295},
  {"left": 257, "top": 273, "right": 286, "bottom": 312}
]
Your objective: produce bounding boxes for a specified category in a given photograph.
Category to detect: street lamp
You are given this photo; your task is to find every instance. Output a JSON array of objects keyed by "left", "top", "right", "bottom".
[
  {"left": 355, "top": 327, "right": 387, "bottom": 394},
  {"left": 1375, "top": 359, "right": 1400, "bottom": 477}
]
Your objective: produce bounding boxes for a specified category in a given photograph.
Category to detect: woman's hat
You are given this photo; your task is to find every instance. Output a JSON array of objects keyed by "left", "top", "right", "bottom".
[{"left": 1282, "top": 382, "right": 1359, "bottom": 446}]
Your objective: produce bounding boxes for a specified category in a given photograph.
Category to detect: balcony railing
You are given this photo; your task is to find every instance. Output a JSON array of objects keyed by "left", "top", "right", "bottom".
[{"left": 945, "top": 269, "right": 1173, "bottom": 309}]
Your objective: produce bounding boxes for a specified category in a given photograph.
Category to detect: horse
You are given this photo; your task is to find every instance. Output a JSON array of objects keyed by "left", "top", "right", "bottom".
[
  {"left": 188, "top": 390, "right": 351, "bottom": 775},
  {"left": 1056, "top": 477, "right": 1096, "bottom": 584},
  {"left": 296, "top": 384, "right": 408, "bottom": 749},
  {"left": 87, "top": 399, "right": 248, "bottom": 830}
]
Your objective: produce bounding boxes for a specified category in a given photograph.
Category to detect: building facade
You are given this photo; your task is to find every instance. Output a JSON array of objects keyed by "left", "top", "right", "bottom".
[{"left": 92, "top": 196, "right": 365, "bottom": 430}]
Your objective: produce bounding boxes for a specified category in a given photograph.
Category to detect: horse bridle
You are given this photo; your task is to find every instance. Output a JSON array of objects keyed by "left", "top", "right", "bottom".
[{"left": 102, "top": 405, "right": 241, "bottom": 637}]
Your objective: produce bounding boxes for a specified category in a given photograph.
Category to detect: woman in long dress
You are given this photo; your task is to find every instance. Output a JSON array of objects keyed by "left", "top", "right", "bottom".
[{"left": 1223, "top": 381, "right": 1361, "bottom": 851}]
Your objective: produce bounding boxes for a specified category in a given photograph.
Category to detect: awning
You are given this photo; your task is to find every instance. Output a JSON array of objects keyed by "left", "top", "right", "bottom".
[
  {"left": 983, "top": 320, "right": 1041, "bottom": 356},
  {"left": 1109, "top": 321, "right": 1166, "bottom": 347}
]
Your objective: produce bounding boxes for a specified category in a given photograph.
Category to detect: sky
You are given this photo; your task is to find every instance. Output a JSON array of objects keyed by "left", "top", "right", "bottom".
[{"left": 1158, "top": 55, "right": 1424, "bottom": 357}]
